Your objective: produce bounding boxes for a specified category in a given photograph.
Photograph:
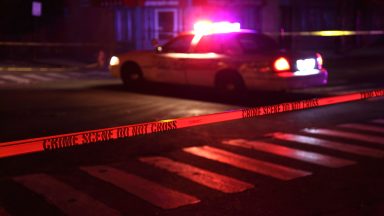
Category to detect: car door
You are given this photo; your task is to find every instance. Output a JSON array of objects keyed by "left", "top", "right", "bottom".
[
  {"left": 184, "top": 34, "right": 231, "bottom": 87},
  {"left": 154, "top": 34, "right": 194, "bottom": 84}
]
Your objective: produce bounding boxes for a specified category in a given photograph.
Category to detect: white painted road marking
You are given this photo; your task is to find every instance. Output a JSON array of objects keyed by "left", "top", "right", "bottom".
[
  {"left": 183, "top": 146, "right": 311, "bottom": 180},
  {"left": 46, "top": 73, "right": 71, "bottom": 79},
  {"left": 303, "top": 128, "right": 384, "bottom": 145},
  {"left": 140, "top": 156, "right": 253, "bottom": 193},
  {"left": 80, "top": 165, "right": 200, "bottom": 209},
  {"left": 0, "top": 75, "right": 31, "bottom": 84},
  {"left": 13, "top": 173, "right": 121, "bottom": 216},
  {"left": 339, "top": 123, "right": 384, "bottom": 134},
  {"left": 272, "top": 132, "right": 384, "bottom": 158},
  {"left": 222, "top": 139, "right": 355, "bottom": 168},
  {"left": 22, "top": 74, "right": 54, "bottom": 81}
]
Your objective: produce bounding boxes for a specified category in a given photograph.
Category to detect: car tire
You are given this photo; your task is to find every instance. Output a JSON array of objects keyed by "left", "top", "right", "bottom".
[
  {"left": 215, "top": 72, "right": 246, "bottom": 99},
  {"left": 121, "top": 62, "right": 143, "bottom": 88}
]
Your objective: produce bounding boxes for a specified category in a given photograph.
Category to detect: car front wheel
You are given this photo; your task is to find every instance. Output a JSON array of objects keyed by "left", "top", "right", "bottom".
[{"left": 121, "top": 62, "right": 143, "bottom": 88}]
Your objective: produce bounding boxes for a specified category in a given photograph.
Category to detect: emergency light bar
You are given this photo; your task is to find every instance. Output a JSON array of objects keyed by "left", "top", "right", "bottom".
[{"left": 193, "top": 21, "right": 241, "bottom": 35}]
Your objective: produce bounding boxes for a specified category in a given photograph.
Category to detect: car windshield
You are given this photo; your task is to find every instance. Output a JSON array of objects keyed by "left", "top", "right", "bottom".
[{"left": 236, "top": 33, "right": 278, "bottom": 54}]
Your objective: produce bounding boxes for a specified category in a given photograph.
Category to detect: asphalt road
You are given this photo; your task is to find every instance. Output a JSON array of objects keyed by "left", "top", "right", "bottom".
[{"left": 0, "top": 65, "right": 383, "bottom": 216}]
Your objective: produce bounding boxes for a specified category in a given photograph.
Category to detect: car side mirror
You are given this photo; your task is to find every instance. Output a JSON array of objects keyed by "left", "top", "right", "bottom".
[{"left": 151, "top": 38, "right": 163, "bottom": 53}]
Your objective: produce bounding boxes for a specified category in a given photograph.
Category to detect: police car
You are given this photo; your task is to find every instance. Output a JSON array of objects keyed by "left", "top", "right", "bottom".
[{"left": 109, "top": 21, "right": 327, "bottom": 93}]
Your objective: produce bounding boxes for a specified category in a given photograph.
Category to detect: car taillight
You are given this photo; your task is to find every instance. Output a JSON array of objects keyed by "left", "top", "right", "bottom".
[
  {"left": 316, "top": 53, "right": 323, "bottom": 69},
  {"left": 273, "top": 57, "right": 290, "bottom": 72}
]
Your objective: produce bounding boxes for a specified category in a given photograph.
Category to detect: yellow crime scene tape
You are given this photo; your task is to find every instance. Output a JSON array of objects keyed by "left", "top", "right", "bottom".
[
  {"left": 0, "top": 29, "right": 383, "bottom": 47},
  {"left": 276, "top": 30, "right": 384, "bottom": 37},
  {"left": 0, "top": 88, "right": 383, "bottom": 159}
]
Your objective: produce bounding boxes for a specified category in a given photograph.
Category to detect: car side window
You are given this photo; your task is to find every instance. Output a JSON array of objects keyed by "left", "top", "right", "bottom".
[
  {"left": 194, "top": 35, "right": 224, "bottom": 53},
  {"left": 237, "top": 34, "right": 278, "bottom": 53},
  {"left": 194, "top": 34, "right": 242, "bottom": 55},
  {"left": 162, "top": 35, "right": 194, "bottom": 53},
  {"left": 222, "top": 35, "right": 242, "bottom": 55}
]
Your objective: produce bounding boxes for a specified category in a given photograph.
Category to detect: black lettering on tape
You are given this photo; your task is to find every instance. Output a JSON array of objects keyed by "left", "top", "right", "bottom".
[
  {"left": 82, "top": 133, "right": 90, "bottom": 144},
  {"left": 242, "top": 107, "right": 261, "bottom": 118},
  {"left": 151, "top": 121, "right": 177, "bottom": 133},
  {"left": 100, "top": 130, "right": 113, "bottom": 141},
  {"left": 262, "top": 106, "right": 268, "bottom": 115},
  {"left": 42, "top": 135, "right": 78, "bottom": 150},
  {"left": 262, "top": 104, "right": 281, "bottom": 115},
  {"left": 43, "top": 139, "right": 50, "bottom": 150},
  {"left": 293, "top": 102, "right": 300, "bottom": 110},
  {"left": 374, "top": 89, "right": 384, "bottom": 97},
  {"left": 361, "top": 91, "right": 375, "bottom": 99},
  {"left": 81, "top": 130, "right": 114, "bottom": 144},
  {"left": 132, "top": 124, "right": 149, "bottom": 136},
  {"left": 290, "top": 101, "right": 302, "bottom": 110},
  {"left": 117, "top": 127, "right": 130, "bottom": 138},
  {"left": 301, "top": 98, "right": 319, "bottom": 109},
  {"left": 281, "top": 103, "right": 291, "bottom": 112}
]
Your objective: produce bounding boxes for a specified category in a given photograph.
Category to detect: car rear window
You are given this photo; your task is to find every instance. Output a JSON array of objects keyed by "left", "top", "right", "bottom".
[
  {"left": 237, "top": 33, "right": 278, "bottom": 53},
  {"left": 193, "top": 33, "right": 278, "bottom": 54}
]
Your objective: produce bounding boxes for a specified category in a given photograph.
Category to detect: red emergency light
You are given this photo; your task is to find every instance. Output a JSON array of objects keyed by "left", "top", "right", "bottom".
[{"left": 193, "top": 21, "right": 241, "bottom": 35}]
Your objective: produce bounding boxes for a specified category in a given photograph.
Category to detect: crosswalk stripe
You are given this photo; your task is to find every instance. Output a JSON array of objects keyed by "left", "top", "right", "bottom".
[
  {"left": 183, "top": 146, "right": 311, "bottom": 180},
  {"left": 222, "top": 139, "right": 355, "bottom": 168},
  {"left": 13, "top": 173, "right": 121, "bottom": 216},
  {"left": 0, "top": 75, "right": 31, "bottom": 84},
  {"left": 22, "top": 74, "right": 54, "bottom": 81},
  {"left": 45, "top": 73, "right": 70, "bottom": 79},
  {"left": 80, "top": 166, "right": 200, "bottom": 209},
  {"left": 272, "top": 132, "right": 384, "bottom": 158},
  {"left": 339, "top": 123, "right": 384, "bottom": 134},
  {"left": 140, "top": 156, "right": 253, "bottom": 193},
  {"left": 372, "top": 119, "right": 384, "bottom": 125},
  {"left": 303, "top": 128, "right": 384, "bottom": 145}
]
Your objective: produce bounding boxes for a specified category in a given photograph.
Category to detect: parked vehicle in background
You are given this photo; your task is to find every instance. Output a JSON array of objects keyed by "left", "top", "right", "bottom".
[{"left": 109, "top": 21, "right": 328, "bottom": 94}]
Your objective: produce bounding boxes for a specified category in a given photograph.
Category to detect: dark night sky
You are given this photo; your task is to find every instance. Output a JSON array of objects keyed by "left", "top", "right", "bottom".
[{"left": 0, "top": 0, "right": 64, "bottom": 38}]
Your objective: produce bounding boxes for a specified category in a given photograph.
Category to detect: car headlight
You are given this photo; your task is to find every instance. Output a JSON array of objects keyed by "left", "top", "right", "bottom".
[{"left": 109, "top": 56, "right": 120, "bottom": 66}]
